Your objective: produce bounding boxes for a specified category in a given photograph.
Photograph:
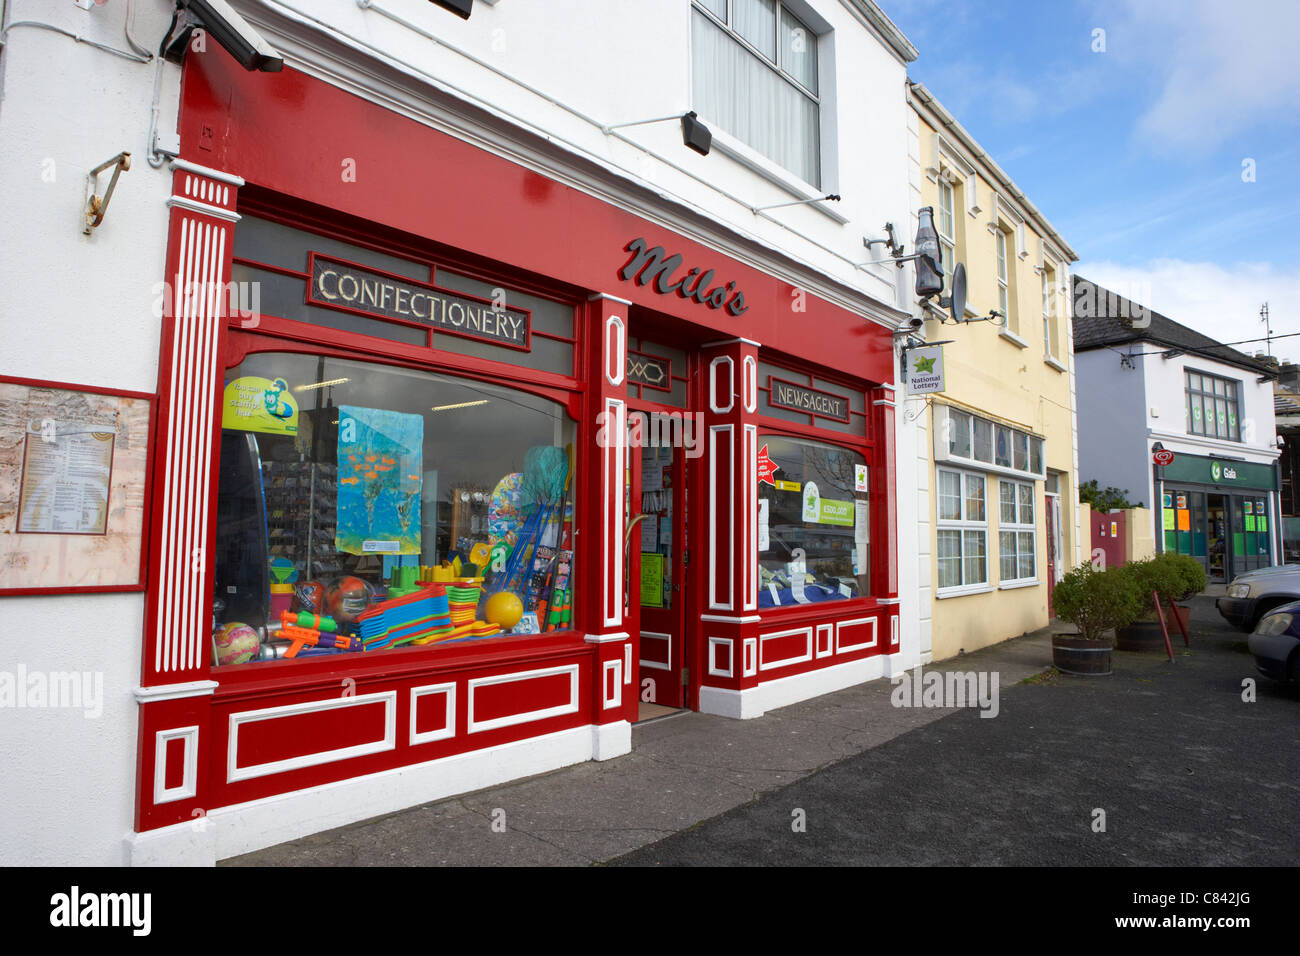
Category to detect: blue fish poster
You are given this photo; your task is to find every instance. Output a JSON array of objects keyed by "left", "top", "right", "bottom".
[{"left": 335, "top": 406, "right": 422, "bottom": 555}]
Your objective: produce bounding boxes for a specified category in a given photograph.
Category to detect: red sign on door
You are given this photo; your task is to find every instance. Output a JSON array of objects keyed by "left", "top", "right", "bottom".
[{"left": 758, "top": 444, "right": 779, "bottom": 486}]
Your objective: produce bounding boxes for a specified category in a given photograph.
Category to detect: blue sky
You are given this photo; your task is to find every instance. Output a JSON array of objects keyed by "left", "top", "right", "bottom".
[{"left": 879, "top": 0, "right": 1300, "bottom": 355}]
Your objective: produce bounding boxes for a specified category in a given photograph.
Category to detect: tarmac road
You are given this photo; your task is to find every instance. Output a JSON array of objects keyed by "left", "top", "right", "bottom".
[{"left": 612, "top": 596, "right": 1300, "bottom": 866}]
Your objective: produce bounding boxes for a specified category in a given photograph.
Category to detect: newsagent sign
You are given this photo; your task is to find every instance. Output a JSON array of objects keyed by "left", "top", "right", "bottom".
[
  {"left": 308, "top": 253, "right": 531, "bottom": 351},
  {"left": 769, "top": 378, "right": 851, "bottom": 423}
]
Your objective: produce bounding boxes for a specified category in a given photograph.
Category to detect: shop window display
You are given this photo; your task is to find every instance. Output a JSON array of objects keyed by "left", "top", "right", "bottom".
[
  {"left": 211, "top": 351, "right": 577, "bottom": 665},
  {"left": 757, "top": 435, "right": 869, "bottom": 606}
]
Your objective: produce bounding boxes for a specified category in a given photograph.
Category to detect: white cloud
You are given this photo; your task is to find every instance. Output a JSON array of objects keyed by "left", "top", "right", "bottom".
[
  {"left": 1076, "top": 258, "right": 1300, "bottom": 359},
  {"left": 1097, "top": 0, "right": 1300, "bottom": 152}
]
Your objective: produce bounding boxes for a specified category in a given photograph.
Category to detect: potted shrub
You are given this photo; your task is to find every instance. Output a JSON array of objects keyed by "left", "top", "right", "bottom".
[
  {"left": 1115, "top": 553, "right": 1207, "bottom": 651},
  {"left": 1050, "top": 563, "right": 1143, "bottom": 675}
]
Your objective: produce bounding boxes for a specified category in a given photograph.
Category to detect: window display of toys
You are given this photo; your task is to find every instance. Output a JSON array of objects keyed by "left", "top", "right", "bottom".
[
  {"left": 355, "top": 585, "right": 452, "bottom": 650},
  {"left": 468, "top": 541, "right": 492, "bottom": 570},
  {"left": 543, "top": 589, "right": 571, "bottom": 632},
  {"left": 293, "top": 580, "right": 326, "bottom": 614},
  {"left": 484, "top": 590, "right": 524, "bottom": 630},
  {"left": 446, "top": 582, "right": 482, "bottom": 627},
  {"left": 277, "top": 611, "right": 361, "bottom": 658},
  {"left": 387, "top": 564, "right": 422, "bottom": 598},
  {"left": 325, "top": 575, "right": 371, "bottom": 624},
  {"left": 213, "top": 622, "right": 261, "bottom": 666}
]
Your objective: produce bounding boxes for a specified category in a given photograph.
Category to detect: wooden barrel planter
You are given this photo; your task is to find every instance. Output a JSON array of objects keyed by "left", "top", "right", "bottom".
[
  {"left": 1052, "top": 635, "right": 1113, "bottom": 676},
  {"left": 1115, "top": 605, "right": 1190, "bottom": 652}
]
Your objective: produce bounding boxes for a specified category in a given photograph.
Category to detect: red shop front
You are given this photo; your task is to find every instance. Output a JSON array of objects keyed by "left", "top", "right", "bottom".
[{"left": 131, "top": 49, "right": 900, "bottom": 862}]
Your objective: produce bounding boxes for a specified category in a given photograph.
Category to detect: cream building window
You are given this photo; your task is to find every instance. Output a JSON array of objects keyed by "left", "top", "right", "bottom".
[
  {"left": 999, "top": 479, "right": 1037, "bottom": 585},
  {"left": 1041, "top": 263, "right": 1056, "bottom": 359},
  {"left": 938, "top": 177, "right": 957, "bottom": 297},
  {"left": 937, "top": 467, "right": 988, "bottom": 591},
  {"left": 995, "top": 226, "right": 1013, "bottom": 331}
]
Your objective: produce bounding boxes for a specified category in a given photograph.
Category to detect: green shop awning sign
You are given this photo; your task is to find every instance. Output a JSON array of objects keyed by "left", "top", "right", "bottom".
[{"left": 1160, "top": 453, "right": 1276, "bottom": 490}]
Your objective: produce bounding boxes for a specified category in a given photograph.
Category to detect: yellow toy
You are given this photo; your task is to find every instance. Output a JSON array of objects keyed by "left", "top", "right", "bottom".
[{"left": 484, "top": 591, "right": 523, "bottom": 630}]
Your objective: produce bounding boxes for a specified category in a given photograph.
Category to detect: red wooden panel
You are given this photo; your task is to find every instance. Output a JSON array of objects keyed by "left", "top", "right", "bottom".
[
  {"left": 837, "top": 619, "right": 877, "bottom": 651},
  {"left": 641, "top": 633, "right": 670, "bottom": 667},
  {"left": 472, "top": 672, "right": 573, "bottom": 724},
  {"left": 163, "top": 735, "right": 187, "bottom": 792},
  {"left": 235, "top": 700, "right": 389, "bottom": 768},
  {"left": 712, "top": 639, "right": 731, "bottom": 673},
  {"left": 413, "top": 689, "right": 451, "bottom": 737},
  {"left": 761, "top": 629, "right": 811, "bottom": 667}
]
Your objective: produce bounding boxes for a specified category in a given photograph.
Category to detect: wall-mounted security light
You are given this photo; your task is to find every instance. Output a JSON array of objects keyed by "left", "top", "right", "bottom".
[
  {"left": 864, "top": 222, "right": 904, "bottom": 259},
  {"left": 162, "top": 0, "right": 284, "bottom": 72},
  {"left": 427, "top": 0, "right": 473, "bottom": 19},
  {"left": 602, "top": 112, "right": 713, "bottom": 157}
]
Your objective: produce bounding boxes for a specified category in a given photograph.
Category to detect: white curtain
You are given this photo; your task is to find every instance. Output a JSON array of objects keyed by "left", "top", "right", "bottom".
[{"left": 692, "top": 8, "right": 820, "bottom": 186}]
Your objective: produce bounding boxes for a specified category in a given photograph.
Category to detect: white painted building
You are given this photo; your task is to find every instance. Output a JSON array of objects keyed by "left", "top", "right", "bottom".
[{"left": 1073, "top": 276, "right": 1281, "bottom": 581}]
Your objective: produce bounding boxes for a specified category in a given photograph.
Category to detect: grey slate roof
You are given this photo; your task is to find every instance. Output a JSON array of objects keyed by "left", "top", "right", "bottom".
[{"left": 1073, "top": 275, "right": 1275, "bottom": 376}]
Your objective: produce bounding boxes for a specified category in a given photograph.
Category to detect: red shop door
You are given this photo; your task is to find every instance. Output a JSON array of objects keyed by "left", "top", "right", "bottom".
[{"left": 628, "top": 412, "right": 688, "bottom": 709}]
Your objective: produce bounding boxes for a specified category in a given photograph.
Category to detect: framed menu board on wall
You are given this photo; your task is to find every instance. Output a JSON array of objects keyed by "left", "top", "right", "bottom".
[{"left": 0, "top": 377, "right": 154, "bottom": 594}]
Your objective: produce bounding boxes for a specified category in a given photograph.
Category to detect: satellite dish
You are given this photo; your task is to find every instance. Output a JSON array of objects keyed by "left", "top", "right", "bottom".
[{"left": 942, "top": 263, "right": 967, "bottom": 323}]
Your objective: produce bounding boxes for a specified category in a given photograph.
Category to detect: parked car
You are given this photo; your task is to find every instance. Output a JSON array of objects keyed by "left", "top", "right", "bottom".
[
  {"left": 1248, "top": 600, "right": 1300, "bottom": 686},
  {"left": 1216, "top": 565, "right": 1300, "bottom": 631}
]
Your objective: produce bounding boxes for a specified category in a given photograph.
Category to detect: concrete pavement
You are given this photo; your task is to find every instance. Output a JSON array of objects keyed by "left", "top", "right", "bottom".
[{"left": 224, "top": 621, "right": 1061, "bottom": 866}]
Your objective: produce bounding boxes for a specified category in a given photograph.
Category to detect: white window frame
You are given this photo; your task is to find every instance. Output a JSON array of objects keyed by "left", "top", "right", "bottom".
[
  {"left": 998, "top": 479, "right": 1038, "bottom": 587},
  {"left": 691, "top": 0, "right": 824, "bottom": 188},
  {"left": 938, "top": 177, "right": 957, "bottom": 298},
  {"left": 936, "top": 467, "right": 989, "bottom": 595},
  {"left": 1185, "top": 368, "right": 1242, "bottom": 442},
  {"left": 936, "top": 405, "right": 1045, "bottom": 481},
  {"left": 995, "top": 226, "right": 1011, "bottom": 330},
  {"left": 1041, "top": 266, "right": 1054, "bottom": 359}
]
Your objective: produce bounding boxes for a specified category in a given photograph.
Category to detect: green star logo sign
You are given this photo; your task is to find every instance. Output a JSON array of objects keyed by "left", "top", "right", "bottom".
[{"left": 913, "top": 355, "right": 936, "bottom": 373}]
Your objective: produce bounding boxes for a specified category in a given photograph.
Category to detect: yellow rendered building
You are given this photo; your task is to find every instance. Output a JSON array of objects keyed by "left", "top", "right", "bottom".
[{"left": 907, "top": 83, "right": 1082, "bottom": 662}]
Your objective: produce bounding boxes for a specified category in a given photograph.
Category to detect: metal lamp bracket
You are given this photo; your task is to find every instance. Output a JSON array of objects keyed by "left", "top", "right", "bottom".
[{"left": 83, "top": 152, "right": 131, "bottom": 235}]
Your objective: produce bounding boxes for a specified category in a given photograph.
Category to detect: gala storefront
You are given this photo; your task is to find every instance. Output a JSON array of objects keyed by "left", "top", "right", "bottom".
[{"left": 130, "top": 48, "right": 904, "bottom": 863}]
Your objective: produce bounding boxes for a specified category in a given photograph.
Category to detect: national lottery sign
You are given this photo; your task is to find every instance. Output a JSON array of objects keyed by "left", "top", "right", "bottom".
[{"left": 905, "top": 345, "right": 945, "bottom": 394}]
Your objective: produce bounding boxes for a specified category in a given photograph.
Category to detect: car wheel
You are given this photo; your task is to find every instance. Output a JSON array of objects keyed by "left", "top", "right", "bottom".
[{"left": 1290, "top": 651, "right": 1300, "bottom": 688}]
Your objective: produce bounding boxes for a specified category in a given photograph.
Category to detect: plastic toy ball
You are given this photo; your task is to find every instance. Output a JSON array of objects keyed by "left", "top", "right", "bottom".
[
  {"left": 213, "top": 622, "right": 260, "bottom": 666},
  {"left": 484, "top": 591, "right": 524, "bottom": 630}
]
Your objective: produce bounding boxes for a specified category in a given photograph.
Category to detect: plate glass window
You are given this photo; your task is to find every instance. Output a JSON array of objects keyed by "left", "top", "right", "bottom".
[
  {"left": 692, "top": 0, "right": 821, "bottom": 186},
  {"left": 758, "top": 435, "right": 869, "bottom": 605},
  {"left": 212, "top": 352, "right": 578, "bottom": 665}
]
